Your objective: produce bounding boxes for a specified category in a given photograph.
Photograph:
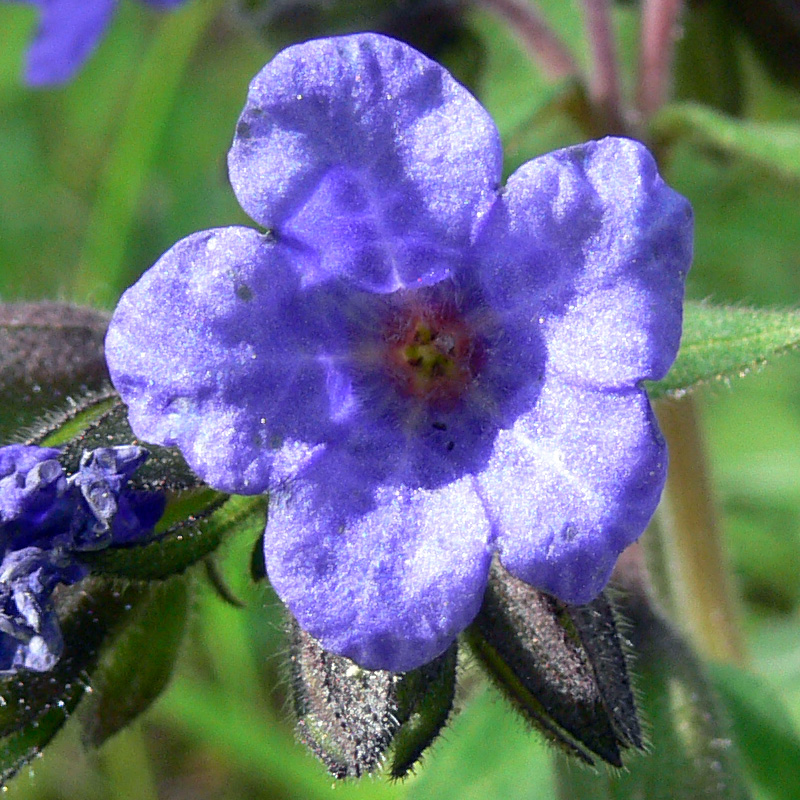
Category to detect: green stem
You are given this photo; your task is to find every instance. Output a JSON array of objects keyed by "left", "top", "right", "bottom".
[
  {"left": 649, "top": 396, "right": 746, "bottom": 665},
  {"left": 98, "top": 724, "right": 160, "bottom": 800},
  {"left": 72, "top": 0, "right": 223, "bottom": 307}
]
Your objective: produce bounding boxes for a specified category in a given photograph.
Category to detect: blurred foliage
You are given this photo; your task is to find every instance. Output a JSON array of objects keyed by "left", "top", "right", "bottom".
[{"left": 2, "top": 0, "right": 800, "bottom": 797}]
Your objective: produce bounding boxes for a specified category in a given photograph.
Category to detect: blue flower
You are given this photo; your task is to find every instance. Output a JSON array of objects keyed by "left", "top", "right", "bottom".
[
  {"left": 5, "top": 0, "right": 186, "bottom": 86},
  {"left": 0, "top": 444, "right": 164, "bottom": 673},
  {"left": 105, "top": 34, "right": 693, "bottom": 672}
]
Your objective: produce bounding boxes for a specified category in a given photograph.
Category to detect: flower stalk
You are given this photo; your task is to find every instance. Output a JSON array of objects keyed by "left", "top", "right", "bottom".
[{"left": 651, "top": 396, "right": 746, "bottom": 665}]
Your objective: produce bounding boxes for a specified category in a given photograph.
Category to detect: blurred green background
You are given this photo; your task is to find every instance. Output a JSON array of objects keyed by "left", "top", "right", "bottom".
[{"left": 2, "top": 0, "right": 800, "bottom": 797}]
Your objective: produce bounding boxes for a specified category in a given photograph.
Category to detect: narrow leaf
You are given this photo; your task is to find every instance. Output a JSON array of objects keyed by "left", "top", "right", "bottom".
[
  {"left": 652, "top": 102, "right": 800, "bottom": 183},
  {"left": 648, "top": 301, "right": 800, "bottom": 399},
  {"left": 26, "top": 390, "right": 203, "bottom": 499},
  {"left": 83, "top": 494, "right": 264, "bottom": 580},
  {"left": 0, "top": 700, "right": 80, "bottom": 785},
  {"left": 79, "top": 577, "right": 190, "bottom": 747},
  {"left": 49, "top": 399, "right": 203, "bottom": 493},
  {"left": 565, "top": 594, "right": 642, "bottom": 750}
]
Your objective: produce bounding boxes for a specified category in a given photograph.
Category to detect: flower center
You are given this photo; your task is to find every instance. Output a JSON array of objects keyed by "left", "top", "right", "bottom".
[{"left": 381, "top": 291, "right": 482, "bottom": 410}]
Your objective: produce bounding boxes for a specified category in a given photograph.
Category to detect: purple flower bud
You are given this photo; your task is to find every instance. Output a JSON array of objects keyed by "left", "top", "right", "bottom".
[
  {"left": 1, "top": 445, "right": 67, "bottom": 546},
  {"left": 0, "top": 444, "right": 164, "bottom": 673}
]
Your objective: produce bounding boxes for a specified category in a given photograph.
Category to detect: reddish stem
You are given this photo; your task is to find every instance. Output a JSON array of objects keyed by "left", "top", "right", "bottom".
[
  {"left": 637, "top": 0, "right": 685, "bottom": 119},
  {"left": 580, "top": 0, "right": 627, "bottom": 134},
  {"left": 477, "top": 0, "right": 579, "bottom": 80}
]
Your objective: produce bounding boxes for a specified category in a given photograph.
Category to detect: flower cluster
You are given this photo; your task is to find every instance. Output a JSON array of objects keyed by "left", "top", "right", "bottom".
[
  {"left": 6, "top": 0, "right": 186, "bottom": 86},
  {"left": 0, "top": 444, "right": 164, "bottom": 673},
  {"left": 106, "top": 33, "right": 693, "bottom": 672}
]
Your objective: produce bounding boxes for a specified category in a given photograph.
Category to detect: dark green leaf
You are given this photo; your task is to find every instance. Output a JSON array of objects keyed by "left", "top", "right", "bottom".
[
  {"left": 648, "top": 301, "right": 800, "bottom": 399},
  {"left": 47, "top": 399, "right": 203, "bottom": 493},
  {"left": 389, "top": 643, "right": 457, "bottom": 779},
  {"left": 79, "top": 576, "right": 190, "bottom": 747},
  {"left": 565, "top": 594, "right": 642, "bottom": 750},
  {"left": 0, "top": 701, "right": 81, "bottom": 786},
  {"left": 0, "top": 579, "right": 150, "bottom": 784}
]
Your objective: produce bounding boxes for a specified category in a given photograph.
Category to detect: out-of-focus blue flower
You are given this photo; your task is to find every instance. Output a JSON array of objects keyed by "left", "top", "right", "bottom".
[
  {"left": 106, "top": 34, "right": 693, "bottom": 672},
  {"left": 0, "top": 444, "right": 164, "bottom": 673},
  {"left": 5, "top": 0, "right": 186, "bottom": 87}
]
